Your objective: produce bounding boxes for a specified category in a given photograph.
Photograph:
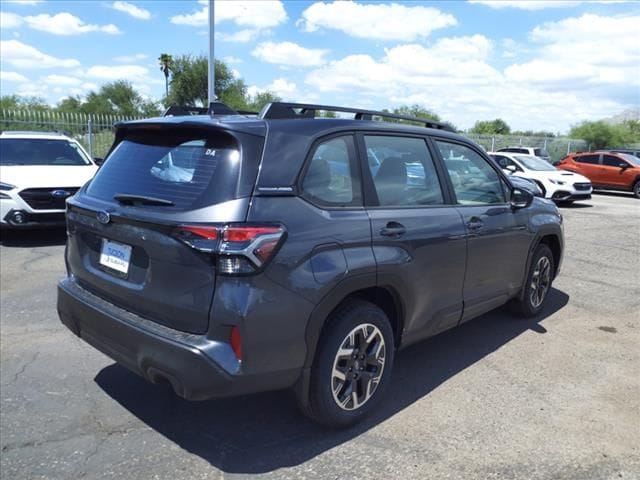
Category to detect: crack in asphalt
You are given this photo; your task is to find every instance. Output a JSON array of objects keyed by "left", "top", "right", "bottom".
[{"left": 1, "top": 351, "right": 39, "bottom": 387}]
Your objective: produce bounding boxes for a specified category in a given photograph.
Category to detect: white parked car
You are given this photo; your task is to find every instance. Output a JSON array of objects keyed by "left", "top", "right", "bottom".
[
  {"left": 496, "top": 146, "right": 551, "bottom": 163},
  {"left": 489, "top": 152, "right": 592, "bottom": 204},
  {"left": 0, "top": 131, "right": 98, "bottom": 228}
]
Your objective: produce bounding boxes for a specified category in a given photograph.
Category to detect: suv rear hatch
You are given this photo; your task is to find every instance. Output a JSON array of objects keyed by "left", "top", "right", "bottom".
[{"left": 65, "top": 123, "right": 263, "bottom": 334}]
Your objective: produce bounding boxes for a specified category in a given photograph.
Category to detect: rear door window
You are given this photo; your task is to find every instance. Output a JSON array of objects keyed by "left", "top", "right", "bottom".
[
  {"left": 364, "top": 135, "right": 444, "bottom": 206},
  {"left": 576, "top": 154, "right": 600, "bottom": 165},
  {"left": 301, "top": 136, "right": 361, "bottom": 207},
  {"left": 534, "top": 148, "right": 549, "bottom": 158},
  {"left": 86, "top": 130, "right": 247, "bottom": 210}
]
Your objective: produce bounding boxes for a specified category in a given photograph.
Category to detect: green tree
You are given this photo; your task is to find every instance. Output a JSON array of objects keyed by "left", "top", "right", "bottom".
[
  {"left": 393, "top": 104, "right": 441, "bottom": 122},
  {"left": 0, "top": 94, "right": 50, "bottom": 110},
  {"left": 158, "top": 53, "right": 173, "bottom": 98},
  {"left": 245, "top": 91, "right": 281, "bottom": 113},
  {"left": 58, "top": 81, "right": 161, "bottom": 117},
  {"left": 569, "top": 120, "right": 634, "bottom": 149},
  {"left": 56, "top": 95, "right": 83, "bottom": 113},
  {"left": 470, "top": 118, "right": 511, "bottom": 135},
  {"left": 166, "top": 55, "right": 249, "bottom": 110}
]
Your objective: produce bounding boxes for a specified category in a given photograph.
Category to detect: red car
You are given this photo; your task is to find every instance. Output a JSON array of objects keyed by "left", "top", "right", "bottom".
[{"left": 556, "top": 151, "right": 640, "bottom": 199}]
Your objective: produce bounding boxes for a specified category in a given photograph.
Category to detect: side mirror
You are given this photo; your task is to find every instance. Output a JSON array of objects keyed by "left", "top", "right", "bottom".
[
  {"left": 510, "top": 187, "right": 533, "bottom": 209},
  {"left": 619, "top": 162, "right": 629, "bottom": 169},
  {"left": 93, "top": 157, "right": 105, "bottom": 167},
  {"left": 505, "top": 164, "right": 517, "bottom": 173}
]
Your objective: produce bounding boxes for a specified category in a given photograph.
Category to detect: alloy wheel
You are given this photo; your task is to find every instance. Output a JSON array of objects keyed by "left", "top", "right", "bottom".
[
  {"left": 530, "top": 255, "right": 551, "bottom": 308},
  {"left": 331, "top": 323, "right": 386, "bottom": 411}
]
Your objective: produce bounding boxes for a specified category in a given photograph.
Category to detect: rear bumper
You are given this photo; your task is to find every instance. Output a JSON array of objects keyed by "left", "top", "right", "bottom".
[{"left": 57, "top": 277, "right": 299, "bottom": 400}]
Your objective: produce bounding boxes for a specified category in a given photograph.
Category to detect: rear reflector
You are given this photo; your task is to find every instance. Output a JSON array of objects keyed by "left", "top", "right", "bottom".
[{"left": 230, "top": 326, "right": 242, "bottom": 360}]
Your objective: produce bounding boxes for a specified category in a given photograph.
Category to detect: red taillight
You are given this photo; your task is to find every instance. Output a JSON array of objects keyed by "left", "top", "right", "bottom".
[
  {"left": 230, "top": 326, "right": 242, "bottom": 360},
  {"left": 175, "top": 223, "right": 286, "bottom": 275},
  {"left": 179, "top": 225, "right": 219, "bottom": 240},
  {"left": 223, "top": 226, "right": 281, "bottom": 242}
]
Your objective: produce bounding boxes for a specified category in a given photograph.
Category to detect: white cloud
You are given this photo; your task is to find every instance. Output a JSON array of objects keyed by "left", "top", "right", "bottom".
[
  {"left": 216, "top": 29, "right": 261, "bottom": 43},
  {"left": 113, "top": 53, "right": 148, "bottom": 63},
  {"left": 43, "top": 74, "right": 82, "bottom": 86},
  {"left": 171, "top": 0, "right": 287, "bottom": 28},
  {"left": 16, "top": 82, "right": 49, "bottom": 97},
  {"left": 469, "top": 0, "right": 630, "bottom": 9},
  {"left": 248, "top": 78, "right": 297, "bottom": 101},
  {"left": 505, "top": 14, "right": 640, "bottom": 87},
  {"left": 252, "top": 41, "right": 328, "bottom": 67},
  {"left": 302, "top": 28, "right": 635, "bottom": 132},
  {"left": 0, "top": 71, "right": 29, "bottom": 82},
  {"left": 223, "top": 56, "right": 243, "bottom": 65},
  {"left": 306, "top": 36, "right": 498, "bottom": 94},
  {"left": 85, "top": 65, "right": 151, "bottom": 81},
  {"left": 0, "top": 40, "right": 81, "bottom": 69},
  {"left": 1, "top": 11, "right": 23, "bottom": 29},
  {"left": 23, "top": 13, "right": 121, "bottom": 35},
  {"left": 111, "top": 1, "right": 151, "bottom": 20},
  {"left": 298, "top": 1, "right": 457, "bottom": 41},
  {"left": 3, "top": 0, "right": 43, "bottom": 4}
]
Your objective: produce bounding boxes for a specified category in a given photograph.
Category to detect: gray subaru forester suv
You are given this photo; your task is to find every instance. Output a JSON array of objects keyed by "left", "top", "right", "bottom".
[{"left": 57, "top": 102, "right": 563, "bottom": 428}]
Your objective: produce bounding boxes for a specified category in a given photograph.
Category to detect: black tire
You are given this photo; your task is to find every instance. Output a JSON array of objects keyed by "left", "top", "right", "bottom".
[
  {"left": 301, "top": 299, "right": 395, "bottom": 428},
  {"left": 510, "top": 244, "right": 555, "bottom": 318},
  {"left": 633, "top": 181, "right": 640, "bottom": 199}
]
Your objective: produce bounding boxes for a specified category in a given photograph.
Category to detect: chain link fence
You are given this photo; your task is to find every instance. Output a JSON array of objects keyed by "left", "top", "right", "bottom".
[
  {"left": 2, "top": 108, "right": 590, "bottom": 163},
  {"left": 0, "top": 109, "right": 142, "bottom": 159},
  {"left": 465, "top": 134, "right": 588, "bottom": 163}
]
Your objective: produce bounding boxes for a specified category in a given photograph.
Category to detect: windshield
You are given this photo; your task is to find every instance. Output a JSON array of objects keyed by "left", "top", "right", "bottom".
[
  {"left": 0, "top": 138, "right": 91, "bottom": 166},
  {"left": 620, "top": 153, "right": 640, "bottom": 166},
  {"left": 515, "top": 155, "right": 556, "bottom": 171}
]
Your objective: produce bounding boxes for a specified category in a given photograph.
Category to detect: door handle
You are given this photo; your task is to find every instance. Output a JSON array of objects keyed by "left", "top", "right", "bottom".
[
  {"left": 380, "top": 222, "right": 406, "bottom": 237},
  {"left": 467, "top": 218, "right": 483, "bottom": 232}
]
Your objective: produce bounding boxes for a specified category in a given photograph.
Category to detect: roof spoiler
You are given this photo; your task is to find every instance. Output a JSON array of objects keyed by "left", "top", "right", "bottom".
[
  {"left": 163, "top": 102, "right": 258, "bottom": 118},
  {"left": 259, "top": 102, "right": 455, "bottom": 132}
]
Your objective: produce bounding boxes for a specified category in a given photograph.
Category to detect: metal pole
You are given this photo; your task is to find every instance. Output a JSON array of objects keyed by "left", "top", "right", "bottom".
[
  {"left": 88, "top": 115, "right": 93, "bottom": 158},
  {"left": 208, "top": 0, "right": 215, "bottom": 106}
]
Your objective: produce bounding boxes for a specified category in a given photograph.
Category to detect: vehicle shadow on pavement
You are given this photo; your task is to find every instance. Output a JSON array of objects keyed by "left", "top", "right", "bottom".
[
  {"left": 0, "top": 228, "right": 67, "bottom": 247},
  {"left": 558, "top": 203, "right": 593, "bottom": 209},
  {"left": 592, "top": 191, "right": 636, "bottom": 199},
  {"left": 95, "top": 288, "right": 569, "bottom": 474}
]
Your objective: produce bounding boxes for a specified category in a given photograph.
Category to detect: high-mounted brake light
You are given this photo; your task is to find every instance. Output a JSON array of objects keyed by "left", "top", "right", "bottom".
[{"left": 175, "top": 224, "right": 286, "bottom": 275}]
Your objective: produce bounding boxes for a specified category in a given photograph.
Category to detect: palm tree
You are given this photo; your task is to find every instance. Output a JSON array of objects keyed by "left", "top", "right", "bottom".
[{"left": 158, "top": 53, "right": 173, "bottom": 98}]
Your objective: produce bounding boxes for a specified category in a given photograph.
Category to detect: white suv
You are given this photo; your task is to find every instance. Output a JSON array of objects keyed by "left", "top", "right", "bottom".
[
  {"left": 496, "top": 146, "right": 551, "bottom": 163},
  {"left": 489, "top": 152, "right": 592, "bottom": 204},
  {"left": 0, "top": 131, "right": 98, "bottom": 228}
]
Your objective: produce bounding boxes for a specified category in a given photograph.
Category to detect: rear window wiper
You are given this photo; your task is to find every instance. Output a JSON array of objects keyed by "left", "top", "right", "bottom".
[{"left": 113, "top": 193, "right": 175, "bottom": 206}]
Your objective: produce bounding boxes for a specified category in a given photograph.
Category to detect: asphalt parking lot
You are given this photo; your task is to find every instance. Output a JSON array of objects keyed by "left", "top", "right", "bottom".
[{"left": 1, "top": 193, "right": 639, "bottom": 480}]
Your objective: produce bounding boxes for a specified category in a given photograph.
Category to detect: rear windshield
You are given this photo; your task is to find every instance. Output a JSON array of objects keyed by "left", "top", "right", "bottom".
[
  {"left": 534, "top": 148, "right": 550, "bottom": 157},
  {"left": 0, "top": 138, "right": 91, "bottom": 166},
  {"left": 86, "top": 130, "right": 243, "bottom": 209}
]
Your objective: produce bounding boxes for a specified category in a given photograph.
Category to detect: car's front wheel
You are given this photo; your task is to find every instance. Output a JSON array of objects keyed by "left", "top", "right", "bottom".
[
  {"left": 302, "top": 300, "right": 395, "bottom": 428},
  {"left": 633, "top": 180, "right": 640, "bottom": 199},
  {"left": 510, "top": 243, "right": 555, "bottom": 318}
]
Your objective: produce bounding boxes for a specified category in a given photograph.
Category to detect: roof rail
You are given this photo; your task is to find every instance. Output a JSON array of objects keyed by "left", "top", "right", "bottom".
[
  {"left": 0, "top": 130, "right": 67, "bottom": 136},
  {"left": 259, "top": 102, "right": 455, "bottom": 132}
]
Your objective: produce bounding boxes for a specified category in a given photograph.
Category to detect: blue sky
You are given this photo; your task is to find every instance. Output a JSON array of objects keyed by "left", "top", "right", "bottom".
[{"left": 1, "top": 0, "right": 638, "bottom": 133}]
